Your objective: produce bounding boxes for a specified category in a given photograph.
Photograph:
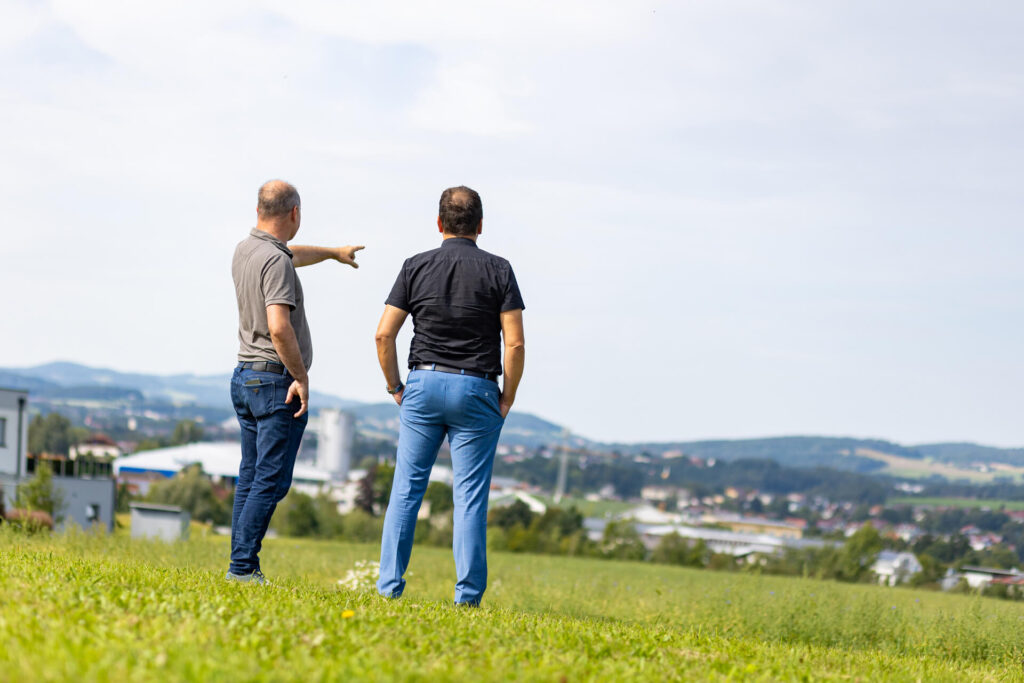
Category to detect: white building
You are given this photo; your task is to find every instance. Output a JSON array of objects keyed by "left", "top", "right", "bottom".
[
  {"left": 640, "top": 485, "right": 677, "bottom": 503},
  {"left": 314, "top": 409, "right": 355, "bottom": 482},
  {"left": 488, "top": 490, "right": 547, "bottom": 514},
  {"left": 621, "top": 504, "right": 683, "bottom": 525},
  {"left": 872, "top": 551, "right": 923, "bottom": 586},
  {"left": 961, "top": 566, "right": 1022, "bottom": 590},
  {"left": 634, "top": 523, "right": 828, "bottom": 557},
  {"left": 113, "top": 442, "right": 332, "bottom": 496},
  {"left": 70, "top": 438, "right": 122, "bottom": 461},
  {"left": 0, "top": 388, "right": 30, "bottom": 509}
]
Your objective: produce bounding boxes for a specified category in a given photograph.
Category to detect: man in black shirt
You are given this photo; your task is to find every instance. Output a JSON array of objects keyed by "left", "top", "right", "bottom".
[{"left": 374, "top": 186, "right": 525, "bottom": 606}]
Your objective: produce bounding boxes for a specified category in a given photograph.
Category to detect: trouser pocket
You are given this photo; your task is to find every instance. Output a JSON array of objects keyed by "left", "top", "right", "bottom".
[{"left": 242, "top": 379, "right": 276, "bottom": 418}]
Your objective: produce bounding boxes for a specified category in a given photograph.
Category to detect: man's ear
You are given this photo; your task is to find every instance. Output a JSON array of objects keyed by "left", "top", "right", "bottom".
[
  {"left": 477, "top": 219, "right": 483, "bottom": 235},
  {"left": 437, "top": 216, "right": 444, "bottom": 233}
]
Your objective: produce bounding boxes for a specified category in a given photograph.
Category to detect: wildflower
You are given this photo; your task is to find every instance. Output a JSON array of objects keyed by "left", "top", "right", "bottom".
[{"left": 342, "top": 610, "right": 355, "bottom": 619}]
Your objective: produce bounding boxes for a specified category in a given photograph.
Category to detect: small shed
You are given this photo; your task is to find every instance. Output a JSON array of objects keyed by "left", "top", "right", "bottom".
[{"left": 130, "top": 502, "right": 190, "bottom": 541}]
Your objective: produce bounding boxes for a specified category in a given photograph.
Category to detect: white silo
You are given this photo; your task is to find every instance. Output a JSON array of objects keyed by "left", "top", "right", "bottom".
[{"left": 317, "top": 409, "right": 355, "bottom": 482}]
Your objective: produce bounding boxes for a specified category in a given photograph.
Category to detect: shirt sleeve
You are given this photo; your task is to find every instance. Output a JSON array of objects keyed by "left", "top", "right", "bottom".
[
  {"left": 501, "top": 264, "right": 526, "bottom": 312},
  {"left": 384, "top": 261, "right": 411, "bottom": 312},
  {"left": 261, "top": 252, "right": 297, "bottom": 308}
]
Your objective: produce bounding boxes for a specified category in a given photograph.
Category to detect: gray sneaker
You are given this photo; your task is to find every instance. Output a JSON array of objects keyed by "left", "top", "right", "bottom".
[{"left": 225, "top": 570, "right": 267, "bottom": 585}]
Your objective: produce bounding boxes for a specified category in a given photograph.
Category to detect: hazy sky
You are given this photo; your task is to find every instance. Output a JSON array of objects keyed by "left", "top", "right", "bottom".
[{"left": 2, "top": 1, "right": 1022, "bottom": 446}]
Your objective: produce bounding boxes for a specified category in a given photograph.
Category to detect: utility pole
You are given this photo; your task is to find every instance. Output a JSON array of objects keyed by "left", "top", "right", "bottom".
[{"left": 553, "top": 429, "right": 570, "bottom": 504}]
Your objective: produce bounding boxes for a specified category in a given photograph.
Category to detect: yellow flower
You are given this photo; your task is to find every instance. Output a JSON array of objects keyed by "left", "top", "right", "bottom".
[{"left": 342, "top": 610, "right": 355, "bottom": 619}]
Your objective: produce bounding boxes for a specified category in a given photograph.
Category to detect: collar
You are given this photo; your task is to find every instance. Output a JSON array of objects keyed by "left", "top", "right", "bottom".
[
  {"left": 441, "top": 237, "right": 478, "bottom": 249},
  {"left": 250, "top": 227, "right": 293, "bottom": 257}
]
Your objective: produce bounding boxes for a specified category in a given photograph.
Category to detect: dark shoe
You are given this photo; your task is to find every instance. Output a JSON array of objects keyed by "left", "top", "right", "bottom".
[
  {"left": 454, "top": 601, "right": 480, "bottom": 608},
  {"left": 225, "top": 570, "right": 267, "bottom": 585}
]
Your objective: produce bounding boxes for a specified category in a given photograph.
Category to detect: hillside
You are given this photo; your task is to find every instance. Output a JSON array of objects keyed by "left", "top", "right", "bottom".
[
  {"left": 4, "top": 362, "right": 1022, "bottom": 473},
  {"left": 2, "top": 529, "right": 1022, "bottom": 681}
]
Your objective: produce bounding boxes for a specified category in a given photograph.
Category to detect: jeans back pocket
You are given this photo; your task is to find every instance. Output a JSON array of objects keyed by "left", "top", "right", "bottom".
[{"left": 243, "top": 379, "right": 276, "bottom": 418}]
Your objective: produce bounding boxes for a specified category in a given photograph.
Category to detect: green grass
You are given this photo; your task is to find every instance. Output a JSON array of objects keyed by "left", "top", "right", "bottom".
[
  {"left": 888, "top": 496, "right": 1024, "bottom": 510},
  {"left": 2, "top": 527, "right": 1024, "bottom": 681},
  {"left": 533, "top": 495, "right": 637, "bottom": 517}
]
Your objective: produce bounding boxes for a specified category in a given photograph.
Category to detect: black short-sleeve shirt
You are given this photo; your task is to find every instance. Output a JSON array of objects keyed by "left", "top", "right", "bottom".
[{"left": 386, "top": 237, "right": 525, "bottom": 375}]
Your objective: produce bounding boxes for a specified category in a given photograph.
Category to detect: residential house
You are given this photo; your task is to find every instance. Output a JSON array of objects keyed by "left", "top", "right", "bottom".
[{"left": 872, "top": 551, "right": 923, "bottom": 586}]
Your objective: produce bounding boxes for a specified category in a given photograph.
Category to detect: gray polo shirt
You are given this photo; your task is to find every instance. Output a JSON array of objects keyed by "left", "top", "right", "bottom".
[{"left": 232, "top": 228, "right": 313, "bottom": 370}]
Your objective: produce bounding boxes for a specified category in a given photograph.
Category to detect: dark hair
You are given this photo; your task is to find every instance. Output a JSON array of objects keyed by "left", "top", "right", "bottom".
[
  {"left": 438, "top": 186, "right": 482, "bottom": 237},
  {"left": 257, "top": 180, "right": 301, "bottom": 219}
]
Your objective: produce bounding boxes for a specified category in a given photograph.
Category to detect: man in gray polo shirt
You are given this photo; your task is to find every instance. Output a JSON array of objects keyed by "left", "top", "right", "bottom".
[{"left": 228, "top": 179, "right": 363, "bottom": 583}]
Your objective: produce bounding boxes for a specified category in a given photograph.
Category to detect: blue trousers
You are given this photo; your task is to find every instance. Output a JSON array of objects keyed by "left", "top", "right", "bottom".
[
  {"left": 377, "top": 369, "right": 505, "bottom": 605},
  {"left": 229, "top": 366, "right": 307, "bottom": 575}
]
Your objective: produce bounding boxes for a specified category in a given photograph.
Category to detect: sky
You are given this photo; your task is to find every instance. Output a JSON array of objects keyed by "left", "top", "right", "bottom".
[{"left": 1, "top": 1, "right": 1022, "bottom": 446}]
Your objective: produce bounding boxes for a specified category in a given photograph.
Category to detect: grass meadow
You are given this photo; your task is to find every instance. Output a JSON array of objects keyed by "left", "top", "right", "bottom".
[
  {"left": 2, "top": 526, "right": 1024, "bottom": 681},
  {"left": 887, "top": 496, "right": 1024, "bottom": 511}
]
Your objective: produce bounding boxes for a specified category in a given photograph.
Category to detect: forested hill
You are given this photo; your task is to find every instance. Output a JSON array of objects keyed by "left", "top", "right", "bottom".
[
  {"left": 3, "top": 362, "right": 1021, "bottom": 469},
  {"left": 603, "top": 436, "right": 1023, "bottom": 473}
]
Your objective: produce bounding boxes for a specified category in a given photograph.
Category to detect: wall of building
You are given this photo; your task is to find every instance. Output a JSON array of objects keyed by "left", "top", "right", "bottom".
[
  {"left": 54, "top": 477, "right": 116, "bottom": 532},
  {"left": 317, "top": 409, "right": 355, "bottom": 481},
  {"left": 0, "top": 389, "right": 29, "bottom": 479}
]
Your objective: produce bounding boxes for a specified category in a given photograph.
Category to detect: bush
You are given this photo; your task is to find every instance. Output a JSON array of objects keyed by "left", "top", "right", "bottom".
[
  {"left": 651, "top": 533, "right": 707, "bottom": 567},
  {"left": 146, "top": 464, "right": 230, "bottom": 525},
  {"left": 16, "top": 462, "right": 65, "bottom": 525}
]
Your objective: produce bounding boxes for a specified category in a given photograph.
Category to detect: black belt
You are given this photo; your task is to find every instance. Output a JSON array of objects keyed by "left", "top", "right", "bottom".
[
  {"left": 413, "top": 363, "right": 498, "bottom": 382},
  {"left": 239, "top": 361, "right": 288, "bottom": 375}
]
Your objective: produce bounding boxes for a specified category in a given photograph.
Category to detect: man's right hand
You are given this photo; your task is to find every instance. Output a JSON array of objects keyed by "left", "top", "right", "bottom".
[
  {"left": 392, "top": 387, "right": 404, "bottom": 406},
  {"left": 285, "top": 378, "right": 309, "bottom": 418},
  {"left": 499, "top": 392, "right": 513, "bottom": 418}
]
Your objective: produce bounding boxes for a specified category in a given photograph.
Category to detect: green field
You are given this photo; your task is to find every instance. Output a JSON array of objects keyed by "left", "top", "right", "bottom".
[
  {"left": 888, "top": 496, "right": 1024, "bottom": 510},
  {"left": 2, "top": 527, "right": 1024, "bottom": 681},
  {"left": 533, "top": 494, "right": 637, "bottom": 517}
]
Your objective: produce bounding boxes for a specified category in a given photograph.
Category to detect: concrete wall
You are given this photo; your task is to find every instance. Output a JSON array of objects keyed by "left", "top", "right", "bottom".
[
  {"left": 54, "top": 477, "right": 116, "bottom": 532},
  {"left": 130, "top": 503, "right": 190, "bottom": 541},
  {"left": 0, "top": 473, "right": 115, "bottom": 532},
  {"left": 0, "top": 388, "right": 29, "bottom": 479}
]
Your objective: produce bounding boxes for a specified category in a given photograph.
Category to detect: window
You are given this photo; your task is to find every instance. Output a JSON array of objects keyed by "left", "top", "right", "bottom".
[{"left": 0, "top": 416, "right": 6, "bottom": 447}]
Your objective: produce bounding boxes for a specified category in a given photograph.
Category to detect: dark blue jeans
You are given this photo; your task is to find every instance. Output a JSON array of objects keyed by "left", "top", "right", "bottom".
[{"left": 229, "top": 365, "right": 307, "bottom": 575}]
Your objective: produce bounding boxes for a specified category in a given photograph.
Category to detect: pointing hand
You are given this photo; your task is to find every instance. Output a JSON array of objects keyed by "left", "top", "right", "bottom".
[{"left": 335, "top": 245, "right": 365, "bottom": 268}]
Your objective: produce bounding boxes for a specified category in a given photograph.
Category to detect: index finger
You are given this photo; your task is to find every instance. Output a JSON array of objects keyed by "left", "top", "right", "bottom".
[{"left": 351, "top": 245, "right": 365, "bottom": 252}]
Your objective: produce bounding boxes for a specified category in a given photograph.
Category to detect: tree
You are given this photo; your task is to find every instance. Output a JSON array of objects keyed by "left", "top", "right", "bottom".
[
  {"left": 116, "top": 482, "right": 134, "bottom": 513},
  {"left": 837, "top": 523, "right": 883, "bottom": 582},
  {"left": 651, "top": 533, "right": 706, "bottom": 567},
  {"left": 600, "top": 520, "right": 646, "bottom": 561},
  {"left": 146, "top": 464, "right": 230, "bottom": 525},
  {"left": 27, "top": 413, "right": 80, "bottom": 456},
  {"left": 355, "top": 462, "right": 395, "bottom": 515},
  {"left": 424, "top": 481, "right": 454, "bottom": 517},
  {"left": 16, "top": 462, "right": 66, "bottom": 523},
  {"left": 909, "top": 553, "right": 944, "bottom": 587},
  {"left": 488, "top": 499, "right": 535, "bottom": 531},
  {"left": 272, "top": 491, "right": 319, "bottom": 537},
  {"left": 171, "top": 420, "right": 204, "bottom": 446}
]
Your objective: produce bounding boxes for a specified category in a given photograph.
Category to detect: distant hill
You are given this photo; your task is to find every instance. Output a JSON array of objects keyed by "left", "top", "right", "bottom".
[
  {"left": 915, "top": 443, "right": 1024, "bottom": 468},
  {"left": 603, "top": 435, "right": 1024, "bottom": 477},
  {"left": 4, "top": 362, "right": 1021, "bottom": 469},
  {"left": 0, "top": 361, "right": 361, "bottom": 410},
  {"left": 349, "top": 402, "right": 569, "bottom": 447},
  {"left": 2, "top": 362, "right": 568, "bottom": 447}
]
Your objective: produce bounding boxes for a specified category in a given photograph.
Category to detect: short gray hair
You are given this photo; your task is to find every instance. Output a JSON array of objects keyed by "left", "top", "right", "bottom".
[{"left": 257, "top": 180, "right": 301, "bottom": 218}]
